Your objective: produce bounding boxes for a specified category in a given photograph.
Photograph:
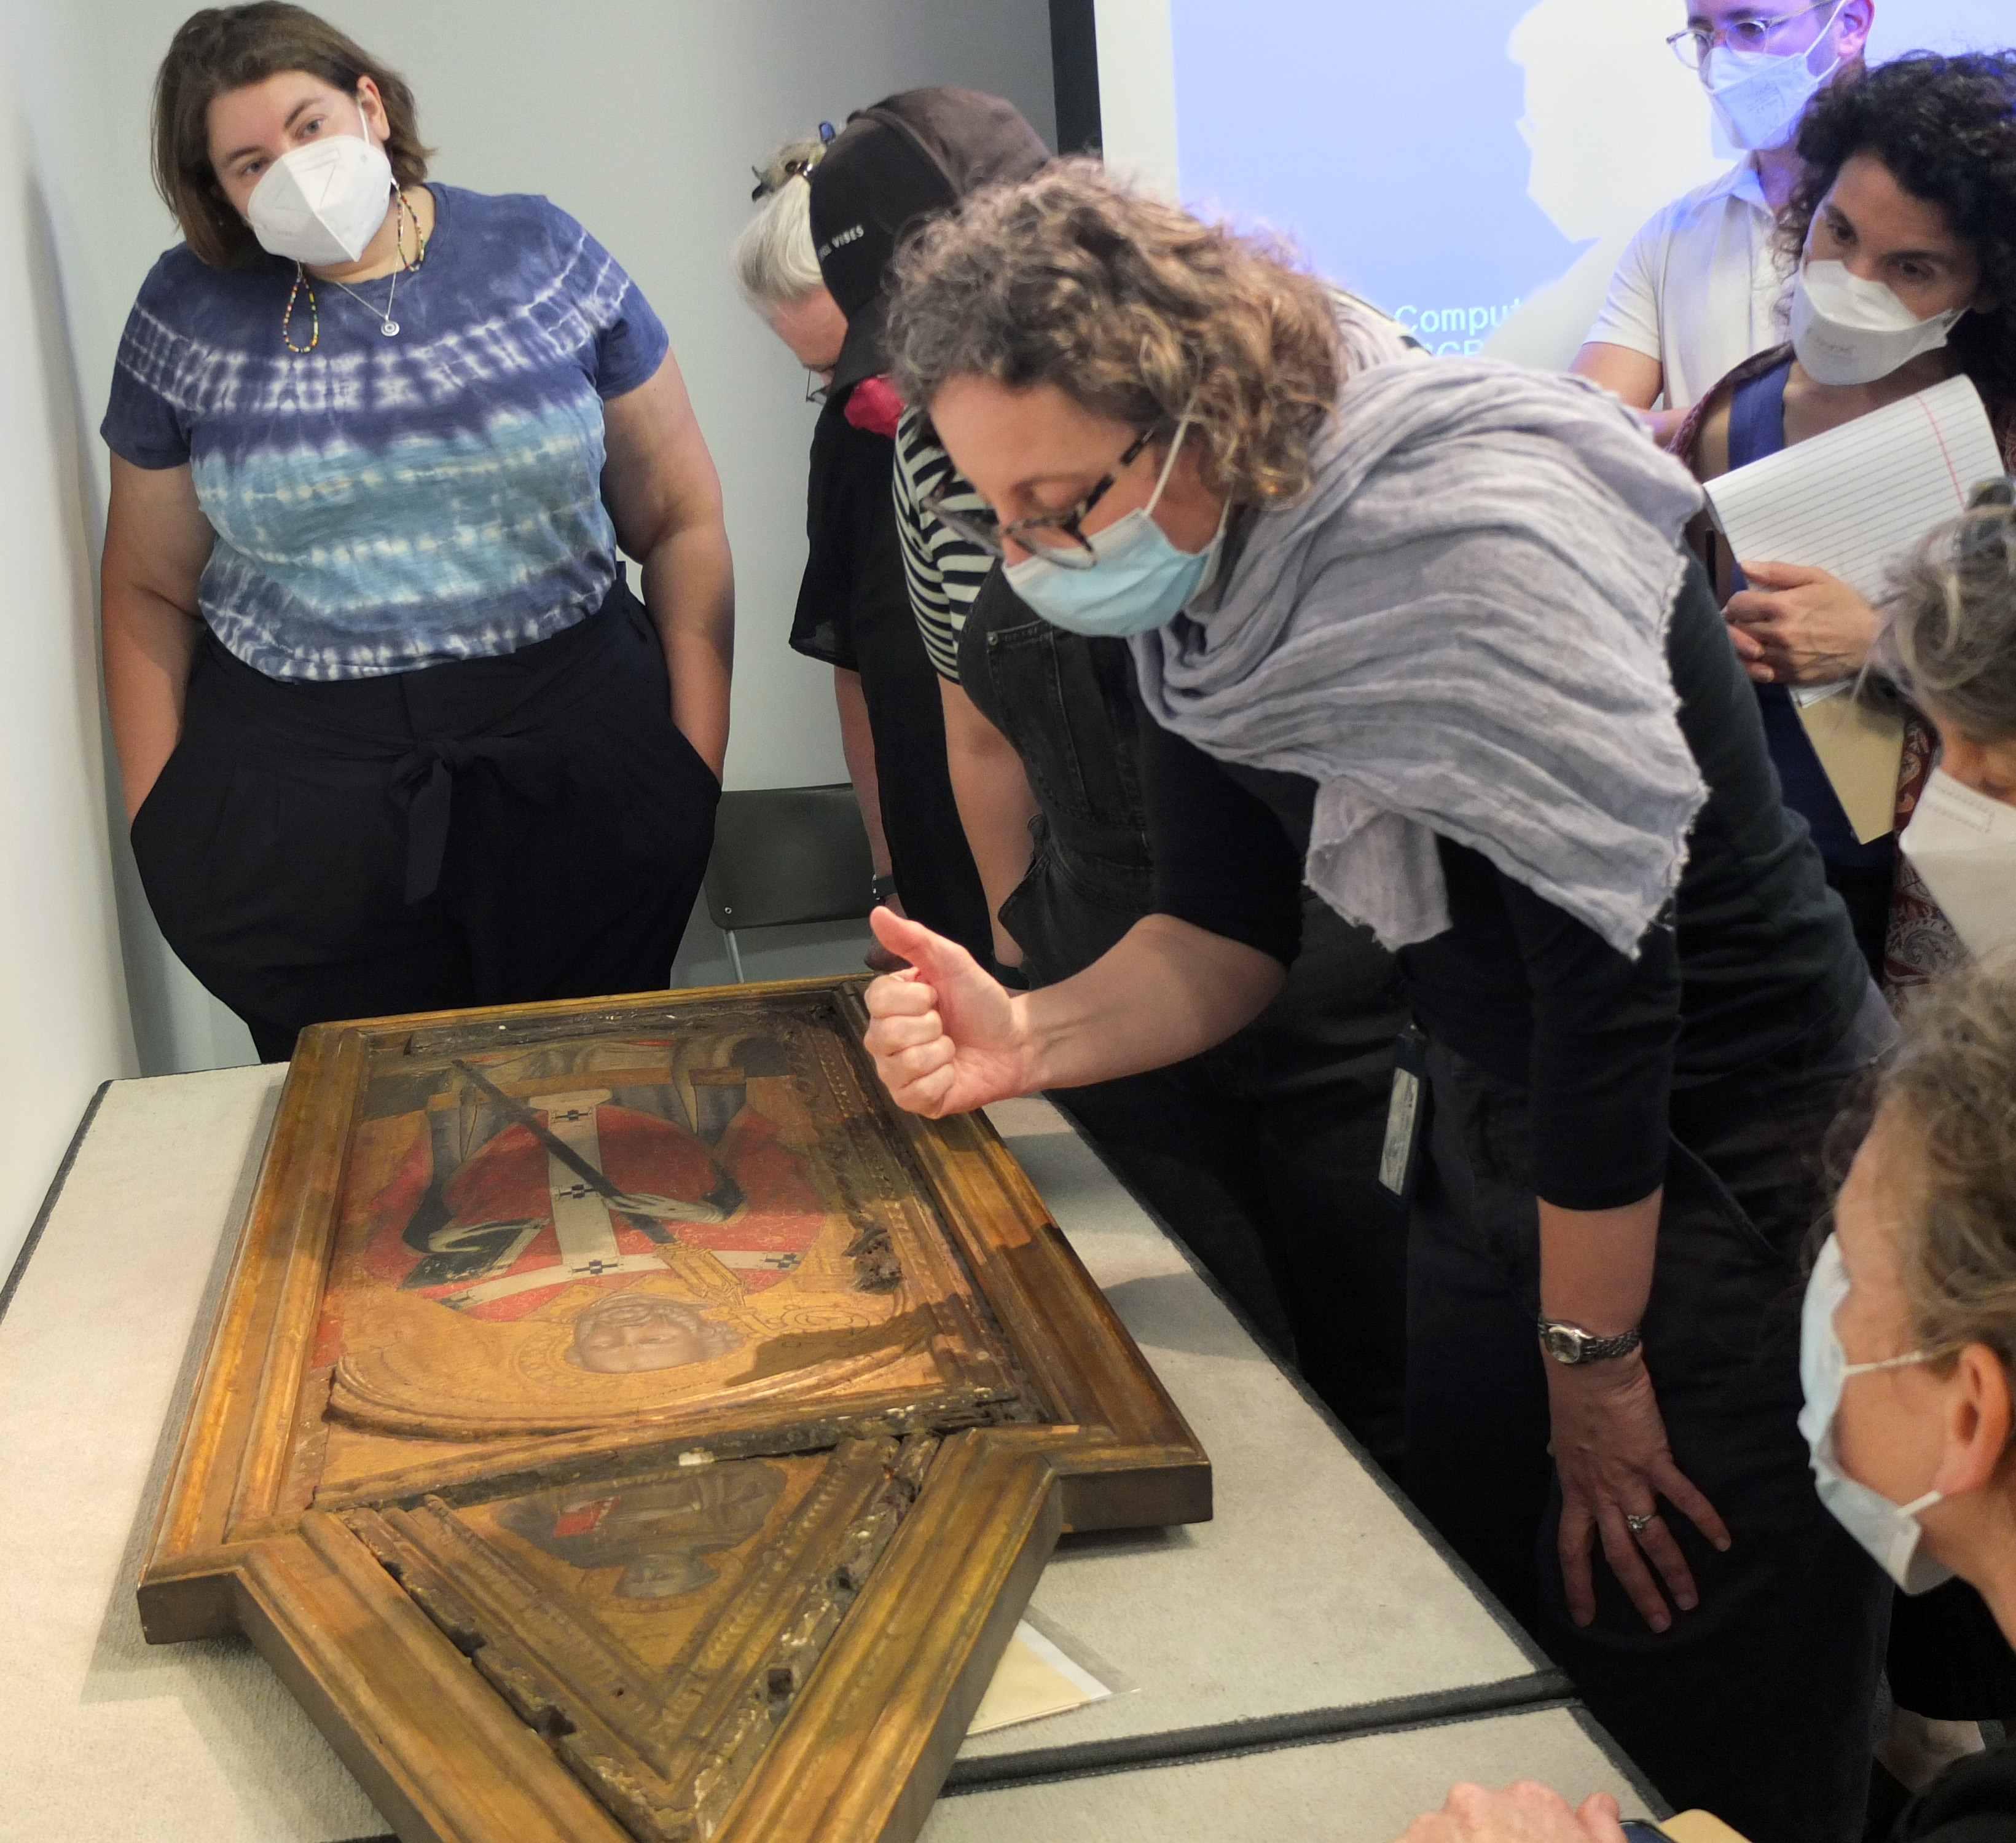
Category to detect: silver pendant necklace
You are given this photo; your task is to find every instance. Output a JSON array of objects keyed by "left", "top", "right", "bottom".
[
  {"left": 323, "top": 194, "right": 423, "bottom": 337},
  {"left": 329, "top": 267, "right": 402, "bottom": 336}
]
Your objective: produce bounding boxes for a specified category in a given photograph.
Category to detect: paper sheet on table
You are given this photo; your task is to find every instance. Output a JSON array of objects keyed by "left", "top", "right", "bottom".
[
  {"left": 1702, "top": 373, "right": 2003, "bottom": 602},
  {"left": 965, "top": 1619, "right": 1114, "bottom": 1735},
  {"left": 1794, "top": 685, "right": 1905, "bottom": 844}
]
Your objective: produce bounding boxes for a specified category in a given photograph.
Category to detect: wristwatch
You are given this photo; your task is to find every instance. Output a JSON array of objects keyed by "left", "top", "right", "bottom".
[{"left": 1537, "top": 1318, "right": 1644, "bottom": 1366}]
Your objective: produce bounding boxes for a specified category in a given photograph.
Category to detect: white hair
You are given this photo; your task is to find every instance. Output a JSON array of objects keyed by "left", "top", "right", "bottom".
[{"left": 731, "top": 136, "right": 826, "bottom": 308}]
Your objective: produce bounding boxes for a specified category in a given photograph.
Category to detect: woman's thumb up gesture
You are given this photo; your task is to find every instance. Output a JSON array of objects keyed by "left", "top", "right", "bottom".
[{"left": 861, "top": 908, "right": 1035, "bottom": 1118}]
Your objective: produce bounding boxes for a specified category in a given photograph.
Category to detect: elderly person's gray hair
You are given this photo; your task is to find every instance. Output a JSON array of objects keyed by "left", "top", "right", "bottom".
[
  {"left": 730, "top": 136, "right": 828, "bottom": 308},
  {"left": 1867, "top": 950, "right": 2016, "bottom": 1372},
  {"left": 1875, "top": 488, "right": 2016, "bottom": 742}
]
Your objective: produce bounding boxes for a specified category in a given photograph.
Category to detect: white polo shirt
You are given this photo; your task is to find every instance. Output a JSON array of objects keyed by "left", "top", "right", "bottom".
[{"left": 1585, "top": 157, "right": 1790, "bottom": 412}]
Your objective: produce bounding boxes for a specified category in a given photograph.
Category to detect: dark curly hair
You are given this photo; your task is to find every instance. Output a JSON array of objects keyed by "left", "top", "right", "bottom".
[{"left": 1781, "top": 53, "right": 2016, "bottom": 403}]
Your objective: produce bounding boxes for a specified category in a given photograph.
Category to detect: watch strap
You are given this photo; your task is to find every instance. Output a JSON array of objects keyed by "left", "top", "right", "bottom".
[{"left": 1537, "top": 1318, "right": 1644, "bottom": 1364}]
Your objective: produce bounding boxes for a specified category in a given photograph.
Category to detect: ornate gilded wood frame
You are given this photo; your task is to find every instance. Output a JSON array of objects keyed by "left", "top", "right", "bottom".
[{"left": 140, "top": 977, "right": 1209, "bottom": 1843}]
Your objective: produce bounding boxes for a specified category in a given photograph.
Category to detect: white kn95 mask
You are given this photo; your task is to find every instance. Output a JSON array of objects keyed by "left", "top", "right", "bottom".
[
  {"left": 1899, "top": 768, "right": 2016, "bottom": 958},
  {"left": 245, "top": 93, "right": 395, "bottom": 267},
  {"left": 1790, "top": 261, "right": 1968, "bottom": 387},
  {"left": 1699, "top": 6, "right": 1842, "bottom": 152}
]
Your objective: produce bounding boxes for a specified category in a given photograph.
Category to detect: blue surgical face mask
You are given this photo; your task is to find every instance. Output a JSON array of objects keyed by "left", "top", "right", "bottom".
[
  {"left": 1004, "top": 419, "right": 1227, "bottom": 638},
  {"left": 1798, "top": 1235, "right": 1955, "bottom": 1594}
]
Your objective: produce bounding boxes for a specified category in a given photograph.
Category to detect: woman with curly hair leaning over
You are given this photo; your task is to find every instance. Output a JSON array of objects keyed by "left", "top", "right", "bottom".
[{"left": 858, "top": 161, "right": 1890, "bottom": 1841}]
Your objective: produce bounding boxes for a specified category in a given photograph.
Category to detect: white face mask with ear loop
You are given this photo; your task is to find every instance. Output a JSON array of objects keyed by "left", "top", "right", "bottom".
[
  {"left": 244, "top": 90, "right": 396, "bottom": 267},
  {"left": 1698, "top": 0, "right": 1845, "bottom": 152},
  {"left": 1897, "top": 767, "right": 2016, "bottom": 957},
  {"left": 1790, "top": 259, "right": 1969, "bottom": 386},
  {"left": 1798, "top": 1235, "right": 1956, "bottom": 1595}
]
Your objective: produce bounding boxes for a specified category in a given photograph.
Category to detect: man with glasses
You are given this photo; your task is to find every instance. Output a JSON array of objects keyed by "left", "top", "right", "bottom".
[{"left": 1571, "top": 0, "right": 1873, "bottom": 439}]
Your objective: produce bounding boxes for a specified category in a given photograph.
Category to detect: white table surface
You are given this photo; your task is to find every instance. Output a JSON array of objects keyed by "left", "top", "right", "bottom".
[
  {"left": 928, "top": 1706, "right": 1654, "bottom": 1843},
  {"left": 0, "top": 1066, "right": 1588, "bottom": 1843}
]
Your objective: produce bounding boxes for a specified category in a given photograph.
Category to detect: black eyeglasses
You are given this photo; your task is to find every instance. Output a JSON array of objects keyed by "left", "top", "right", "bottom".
[{"left": 922, "top": 426, "right": 1159, "bottom": 570}]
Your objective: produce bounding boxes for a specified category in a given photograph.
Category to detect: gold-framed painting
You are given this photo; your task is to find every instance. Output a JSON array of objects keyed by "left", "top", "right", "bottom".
[{"left": 139, "top": 976, "right": 1209, "bottom": 1843}]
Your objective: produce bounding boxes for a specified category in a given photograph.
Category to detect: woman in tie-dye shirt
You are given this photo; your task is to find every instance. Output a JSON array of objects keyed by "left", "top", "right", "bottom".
[{"left": 100, "top": 4, "right": 732, "bottom": 1060}]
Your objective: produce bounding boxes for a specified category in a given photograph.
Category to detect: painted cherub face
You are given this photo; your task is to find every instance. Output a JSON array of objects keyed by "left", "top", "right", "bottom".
[{"left": 568, "top": 1294, "right": 740, "bottom": 1374}]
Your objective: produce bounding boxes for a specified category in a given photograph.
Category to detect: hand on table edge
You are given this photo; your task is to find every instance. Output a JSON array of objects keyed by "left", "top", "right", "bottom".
[{"left": 1397, "top": 1780, "right": 1630, "bottom": 1843}]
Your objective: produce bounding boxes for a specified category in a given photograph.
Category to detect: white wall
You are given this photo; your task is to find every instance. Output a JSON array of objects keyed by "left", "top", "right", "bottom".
[
  {"left": 0, "top": 1, "right": 1053, "bottom": 1270},
  {"left": 0, "top": 23, "right": 139, "bottom": 1281},
  {"left": 1093, "top": 0, "right": 1179, "bottom": 193}
]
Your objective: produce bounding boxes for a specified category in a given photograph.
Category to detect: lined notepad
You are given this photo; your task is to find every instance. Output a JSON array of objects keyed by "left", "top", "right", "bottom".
[{"left": 1703, "top": 372, "right": 2004, "bottom": 601}]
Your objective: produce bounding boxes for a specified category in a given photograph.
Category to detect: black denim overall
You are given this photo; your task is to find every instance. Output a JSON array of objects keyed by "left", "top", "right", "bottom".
[{"left": 959, "top": 570, "right": 1411, "bottom": 1469}]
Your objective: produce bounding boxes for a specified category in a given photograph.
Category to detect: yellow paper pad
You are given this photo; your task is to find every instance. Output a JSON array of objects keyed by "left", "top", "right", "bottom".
[
  {"left": 1794, "top": 686, "right": 1905, "bottom": 845},
  {"left": 966, "top": 1620, "right": 1112, "bottom": 1735},
  {"left": 1661, "top": 1812, "right": 1754, "bottom": 1843}
]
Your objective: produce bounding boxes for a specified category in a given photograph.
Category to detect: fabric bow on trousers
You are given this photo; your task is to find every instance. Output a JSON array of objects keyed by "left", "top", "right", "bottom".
[{"left": 130, "top": 578, "right": 718, "bottom": 1061}]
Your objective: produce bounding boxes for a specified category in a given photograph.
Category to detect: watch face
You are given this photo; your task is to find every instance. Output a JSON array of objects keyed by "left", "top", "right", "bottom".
[{"left": 1541, "top": 1325, "right": 1584, "bottom": 1364}]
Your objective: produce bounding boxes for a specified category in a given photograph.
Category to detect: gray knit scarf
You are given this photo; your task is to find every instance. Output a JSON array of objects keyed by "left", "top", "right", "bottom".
[{"left": 1132, "top": 353, "right": 1709, "bottom": 956}]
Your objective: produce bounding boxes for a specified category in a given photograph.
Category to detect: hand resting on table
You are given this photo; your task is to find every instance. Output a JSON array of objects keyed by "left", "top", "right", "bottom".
[{"left": 1397, "top": 1780, "right": 1630, "bottom": 1843}]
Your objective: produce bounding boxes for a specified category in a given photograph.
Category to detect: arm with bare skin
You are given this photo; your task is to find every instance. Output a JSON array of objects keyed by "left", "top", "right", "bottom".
[
  {"left": 833, "top": 666, "right": 893, "bottom": 879},
  {"left": 602, "top": 353, "right": 734, "bottom": 776},
  {"left": 938, "top": 678, "right": 1040, "bottom": 966},
  {"left": 101, "top": 455, "right": 214, "bottom": 823},
  {"left": 1571, "top": 342, "right": 1686, "bottom": 445},
  {"left": 861, "top": 907, "right": 1284, "bottom": 1115},
  {"left": 1540, "top": 1194, "right": 1732, "bottom": 1635}
]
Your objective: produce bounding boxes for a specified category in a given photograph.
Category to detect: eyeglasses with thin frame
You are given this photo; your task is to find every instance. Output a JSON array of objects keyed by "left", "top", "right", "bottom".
[
  {"left": 1666, "top": 1, "right": 1837, "bottom": 69},
  {"left": 922, "top": 426, "right": 1160, "bottom": 570}
]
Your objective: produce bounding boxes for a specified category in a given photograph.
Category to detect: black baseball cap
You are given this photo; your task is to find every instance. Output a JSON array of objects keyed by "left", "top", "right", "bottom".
[{"left": 810, "top": 87, "right": 1049, "bottom": 391}]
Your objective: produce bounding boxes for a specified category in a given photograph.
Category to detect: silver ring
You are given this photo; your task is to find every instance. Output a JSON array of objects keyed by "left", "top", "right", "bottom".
[{"left": 1625, "top": 1513, "right": 1654, "bottom": 1536}]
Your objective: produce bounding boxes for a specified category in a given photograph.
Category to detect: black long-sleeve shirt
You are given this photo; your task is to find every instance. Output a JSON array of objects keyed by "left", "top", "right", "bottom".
[{"left": 1139, "top": 559, "right": 1867, "bottom": 1210}]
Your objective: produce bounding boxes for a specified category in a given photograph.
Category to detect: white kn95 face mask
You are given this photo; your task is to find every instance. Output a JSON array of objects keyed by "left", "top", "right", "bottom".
[
  {"left": 1790, "top": 261, "right": 1969, "bottom": 387},
  {"left": 1899, "top": 768, "right": 2016, "bottom": 958},
  {"left": 245, "top": 92, "right": 395, "bottom": 267},
  {"left": 1698, "top": 4, "right": 1843, "bottom": 152}
]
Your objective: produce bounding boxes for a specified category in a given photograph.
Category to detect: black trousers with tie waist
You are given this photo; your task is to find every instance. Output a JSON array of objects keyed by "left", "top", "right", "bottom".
[{"left": 131, "top": 578, "right": 718, "bottom": 1062}]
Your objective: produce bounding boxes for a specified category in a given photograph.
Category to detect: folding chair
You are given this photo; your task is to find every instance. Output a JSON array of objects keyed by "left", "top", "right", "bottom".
[{"left": 701, "top": 784, "right": 877, "bottom": 984}]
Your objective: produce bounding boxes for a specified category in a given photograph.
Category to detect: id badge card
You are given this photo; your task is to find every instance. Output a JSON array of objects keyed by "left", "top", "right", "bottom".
[{"left": 1376, "top": 1026, "right": 1430, "bottom": 1210}]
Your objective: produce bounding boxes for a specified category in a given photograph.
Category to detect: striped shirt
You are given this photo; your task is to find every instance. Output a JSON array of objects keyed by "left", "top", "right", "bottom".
[{"left": 893, "top": 407, "right": 996, "bottom": 682}]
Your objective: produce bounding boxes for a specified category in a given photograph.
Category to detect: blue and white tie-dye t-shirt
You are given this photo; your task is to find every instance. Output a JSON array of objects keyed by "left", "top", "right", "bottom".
[{"left": 101, "top": 186, "right": 670, "bottom": 680}]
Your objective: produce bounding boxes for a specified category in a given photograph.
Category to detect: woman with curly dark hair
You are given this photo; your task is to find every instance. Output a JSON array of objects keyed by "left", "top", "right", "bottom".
[{"left": 1676, "top": 53, "right": 2016, "bottom": 999}]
